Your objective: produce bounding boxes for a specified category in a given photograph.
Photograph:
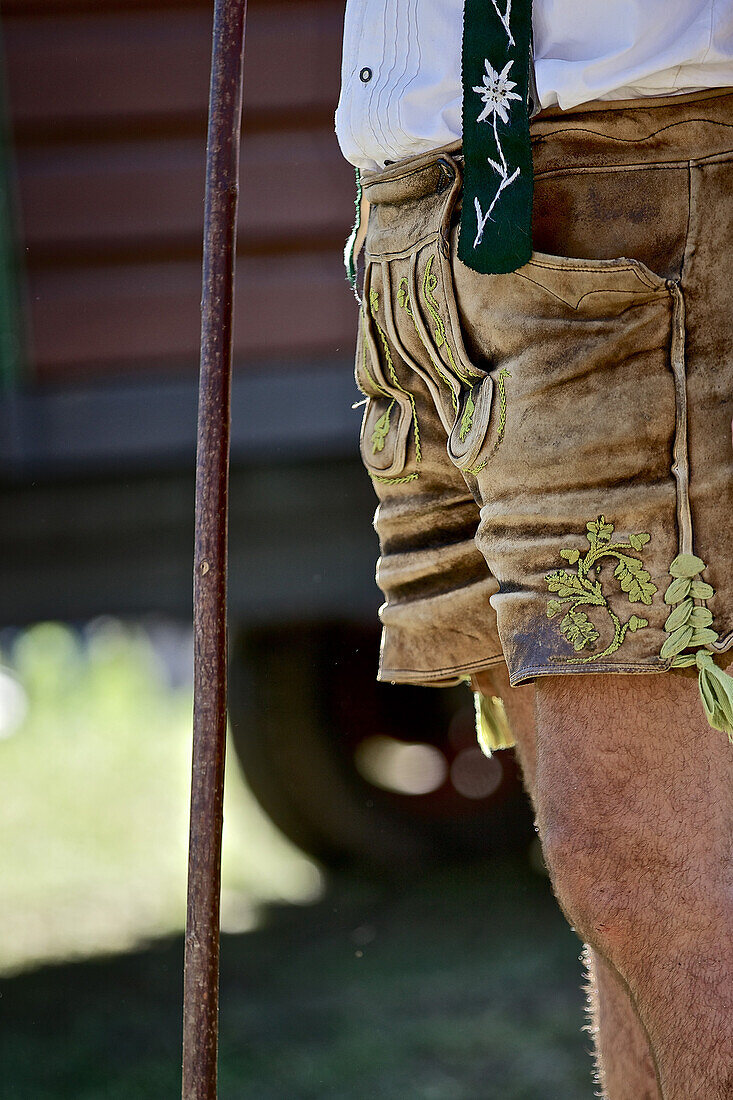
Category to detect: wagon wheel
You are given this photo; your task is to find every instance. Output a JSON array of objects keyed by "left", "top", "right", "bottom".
[{"left": 228, "top": 623, "right": 534, "bottom": 870}]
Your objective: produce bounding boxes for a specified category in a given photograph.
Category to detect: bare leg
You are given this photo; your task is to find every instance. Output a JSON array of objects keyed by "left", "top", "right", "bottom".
[
  {"left": 473, "top": 666, "right": 662, "bottom": 1100},
  {"left": 583, "top": 948, "right": 660, "bottom": 1100},
  {"left": 533, "top": 673, "right": 733, "bottom": 1100}
]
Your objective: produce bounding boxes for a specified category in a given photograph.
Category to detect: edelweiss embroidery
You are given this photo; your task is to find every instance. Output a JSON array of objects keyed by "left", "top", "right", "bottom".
[
  {"left": 545, "top": 516, "right": 657, "bottom": 663},
  {"left": 472, "top": 58, "right": 522, "bottom": 246}
]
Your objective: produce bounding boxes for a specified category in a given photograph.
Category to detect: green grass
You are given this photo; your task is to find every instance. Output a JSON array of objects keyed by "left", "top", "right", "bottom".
[{"left": 0, "top": 622, "right": 594, "bottom": 1099}]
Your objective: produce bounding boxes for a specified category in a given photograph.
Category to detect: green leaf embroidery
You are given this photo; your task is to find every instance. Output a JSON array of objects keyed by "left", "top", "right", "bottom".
[
  {"left": 669, "top": 553, "right": 706, "bottom": 578},
  {"left": 688, "top": 606, "right": 713, "bottom": 629},
  {"left": 459, "top": 390, "right": 475, "bottom": 442},
  {"left": 660, "top": 624, "right": 695, "bottom": 659},
  {"left": 560, "top": 548, "right": 580, "bottom": 565},
  {"left": 396, "top": 278, "right": 412, "bottom": 316},
  {"left": 586, "top": 517, "right": 614, "bottom": 544},
  {"left": 689, "top": 627, "right": 719, "bottom": 646},
  {"left": 545, "top": 516, "right": 657, "bottom": 664},
  {"left": 670, "top": 653, "right": 697, "bottom": 668},
  {"left": 613, "top": 555, "right": 656, "bottom": 605},
  {"left": 664, "top": 599, "right": 693, "bottom": 632},
  {"left": 628, "top": 615, "right": 648, "bottom": 632},
  {"left": 545, "top": 570, "right": 588, "bottom": 599},
  {"left": 370, "top": 406, "right": 392, "bottom": 453},
  {"left": 560, "top": 610, "right": 600, "bottom": 651},
  {"left": 664, "top": 576, "right": 692, "bottom": 605},
  {"left": 660, "top": 552, "right": 725, "bottom": 685}
]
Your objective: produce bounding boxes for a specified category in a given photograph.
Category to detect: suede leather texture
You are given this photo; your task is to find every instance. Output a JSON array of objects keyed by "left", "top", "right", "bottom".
[{"left": 354, "top": 89, "right": 733, "bottom": 688}]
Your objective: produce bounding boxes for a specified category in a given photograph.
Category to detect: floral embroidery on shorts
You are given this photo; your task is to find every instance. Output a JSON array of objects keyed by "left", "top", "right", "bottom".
[{"left": 545, "top": 516, "right": 656, "bottom": 663}]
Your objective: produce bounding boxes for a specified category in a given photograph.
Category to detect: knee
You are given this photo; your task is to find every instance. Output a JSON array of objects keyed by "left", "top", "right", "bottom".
[{"left": 539, "top": 815, "right": 643, "bottom": 958}]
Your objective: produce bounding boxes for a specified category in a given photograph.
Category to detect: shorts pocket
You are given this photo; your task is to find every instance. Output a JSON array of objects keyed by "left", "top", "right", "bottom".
[
  {"left": 405, "top": 241, "right": 496, "bottom": 472},
  {"left": 354, "top": 263, "right": 418, "bottom": 480},
  {"left": 458, "top": 252, "right": 684, "bottom": 684},
  {"left": 450, "top": 211, "right": 681, "bottom": 475},
  {"left": 531, "top": 165, "right": 690, "bottom": 281}
]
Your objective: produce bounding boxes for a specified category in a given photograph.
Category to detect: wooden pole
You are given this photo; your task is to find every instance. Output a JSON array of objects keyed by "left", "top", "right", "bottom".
[{"left": 182, "top": 2, "right": 247, "bottom": 1097}]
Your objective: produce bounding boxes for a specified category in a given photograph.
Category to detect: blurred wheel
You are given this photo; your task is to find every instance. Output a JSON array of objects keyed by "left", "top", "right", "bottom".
[{"left": 229, "top": 623, "right": 534, "bottom": 870}]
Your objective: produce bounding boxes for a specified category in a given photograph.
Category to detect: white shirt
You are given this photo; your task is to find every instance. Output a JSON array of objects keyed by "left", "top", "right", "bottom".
[{"left": 336, "top": 0, "right": 733, "bottom": 170}]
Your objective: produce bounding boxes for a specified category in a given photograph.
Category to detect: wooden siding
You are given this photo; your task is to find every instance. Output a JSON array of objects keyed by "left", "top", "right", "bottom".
[{"left": 2, "top": 0, "right": 357, "bottom": 382}]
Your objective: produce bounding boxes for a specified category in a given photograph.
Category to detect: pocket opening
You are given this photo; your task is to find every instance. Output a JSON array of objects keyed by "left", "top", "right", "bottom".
[{"left": 354, "top": 264, "right": 420, "bottom": 480}]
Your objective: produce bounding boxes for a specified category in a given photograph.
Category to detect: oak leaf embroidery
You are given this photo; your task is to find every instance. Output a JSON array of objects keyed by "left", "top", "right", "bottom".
[
  {"left": 370, "top": 405, "right": 394, "bottom": 453},
  {"left": 545, "top": 516, "right": 656, "bottom": 663}
]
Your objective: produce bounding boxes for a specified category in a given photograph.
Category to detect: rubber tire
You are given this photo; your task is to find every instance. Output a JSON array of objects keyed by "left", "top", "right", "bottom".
[{"left": 228, "top": 623, "right": 534, "bottom": 871}]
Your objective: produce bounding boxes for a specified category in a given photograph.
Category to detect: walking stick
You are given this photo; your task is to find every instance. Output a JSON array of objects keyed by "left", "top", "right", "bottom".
[{"left": 182, "top": 1, "right": 247, "bottom": 1097}]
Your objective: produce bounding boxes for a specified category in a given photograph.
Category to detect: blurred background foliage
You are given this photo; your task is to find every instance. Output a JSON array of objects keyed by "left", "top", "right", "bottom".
[
  {"left": 0, "top": 621, "right": 593, "bottom": 1099},
  {"left": 0, "top": 620, "right": 319, "bottom": 975}
]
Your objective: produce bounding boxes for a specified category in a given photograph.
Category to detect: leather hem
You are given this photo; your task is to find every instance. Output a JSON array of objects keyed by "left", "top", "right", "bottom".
[{"left": 378, "top": 652, "right": 506, "bottom": 686}]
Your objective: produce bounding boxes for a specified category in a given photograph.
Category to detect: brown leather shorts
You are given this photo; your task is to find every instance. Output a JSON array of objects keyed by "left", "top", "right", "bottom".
[{"left": 354, "top": 89, "right": 733, "bottom": 689}]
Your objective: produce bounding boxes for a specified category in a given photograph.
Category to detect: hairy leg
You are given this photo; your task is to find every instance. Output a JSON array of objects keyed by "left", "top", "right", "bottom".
[
  {"left": 533, "top": 673, "right": 733, "bottom": 1100},
  {"left": 583, "top": 947, "right": 660, "bottom": 1100},
  {"left": 473, "top": 666, "right": 662, "bottom": 1100}
]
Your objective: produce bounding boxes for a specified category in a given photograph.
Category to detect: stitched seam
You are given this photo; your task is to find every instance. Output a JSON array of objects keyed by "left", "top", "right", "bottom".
[
  {"left": 367, "top": 231, "right": 441, "bottom": 262},
  {"left": 374, "top": 319, "right": 421, "bottom": 463},
  {"left": 711, "top": 629, "right": 733, "bottom": 653},
  {"left": 380, "top": 654, "right": 505, "bottom": 677},
  {"left": 668, "top": 283, "right": 693, "bottom": 559},
  {"left": 510, "top": 660, "right": 668, "bottom": 685},
  {"left": 461, "top": 366, "right": 511, "bottom": 474},
  {"left": 526, "top": 257, "right": 655, "bottom": 278},
  {"left": 369, "top": 286, "right": 422, "bottom": 465},
  {"left": 533, "top": 149, "right": 733, "bottom": 178},
  {"left": 680, "top": 162, "right": 693, "bottom": 282},
  {"left": 362, "top": 150, "right": 460, "bottom": 189},
  {"left": 535, "top": 162, "right": 699, "bottom": 178},
  {"left": 530, "top": 88, "right": 733, "bottom": 121},
  {"left": 434, "top": 253, "right": 485, "bottom": 380},
  {"left": 531, "top": 119, "right": 733, "bottom": 148},
  {"left": 359, "top": 308, "right": 392, "bottom": 400},
  {"left": 515, "top": 273, "right": 668, "bottom": 310},
  {"left": 370, "top": 472, "right": 419, "bottom": 484},
  {"left": 688, "top": 148, "right": 733, "bottom": 166},
  {"left": 396, "top": 275, "right": 458, "bottom": 408}
]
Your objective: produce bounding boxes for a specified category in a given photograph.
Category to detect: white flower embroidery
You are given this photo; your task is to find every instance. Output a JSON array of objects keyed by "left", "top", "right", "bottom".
[
  {"left": 472, "top": 59, "right": 523, "bottom": 248},
  {"left": 473, "top": 58, "right": 522, "bottom": 125},
  {"left": 490, "top": 0, "right": 515, "bottom": 47}
]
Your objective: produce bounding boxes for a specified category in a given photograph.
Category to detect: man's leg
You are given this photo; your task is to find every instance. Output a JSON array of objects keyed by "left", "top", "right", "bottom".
[
  {"left": 583, "top": 947, "right": 660, "bottom": 1100},
  {"left": 533, "top": 673, "right": 733, "bottom": 1100},
  {"left": 474, "top": 666, "right": 662, "bottom": 1099}
]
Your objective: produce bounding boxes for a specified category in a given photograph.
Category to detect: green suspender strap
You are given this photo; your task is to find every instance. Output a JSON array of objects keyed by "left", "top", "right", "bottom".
[
  {"left": 345, "top": 1, "right": 535, "bottom": 286},
  {"left": 459, "top": 0, "right": 535, "bottom": 275}
]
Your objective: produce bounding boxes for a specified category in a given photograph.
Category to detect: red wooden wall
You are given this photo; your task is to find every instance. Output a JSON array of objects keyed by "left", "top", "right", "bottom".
[{"left": 2, "top": 0, "right": 357, "bottom": 383}]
